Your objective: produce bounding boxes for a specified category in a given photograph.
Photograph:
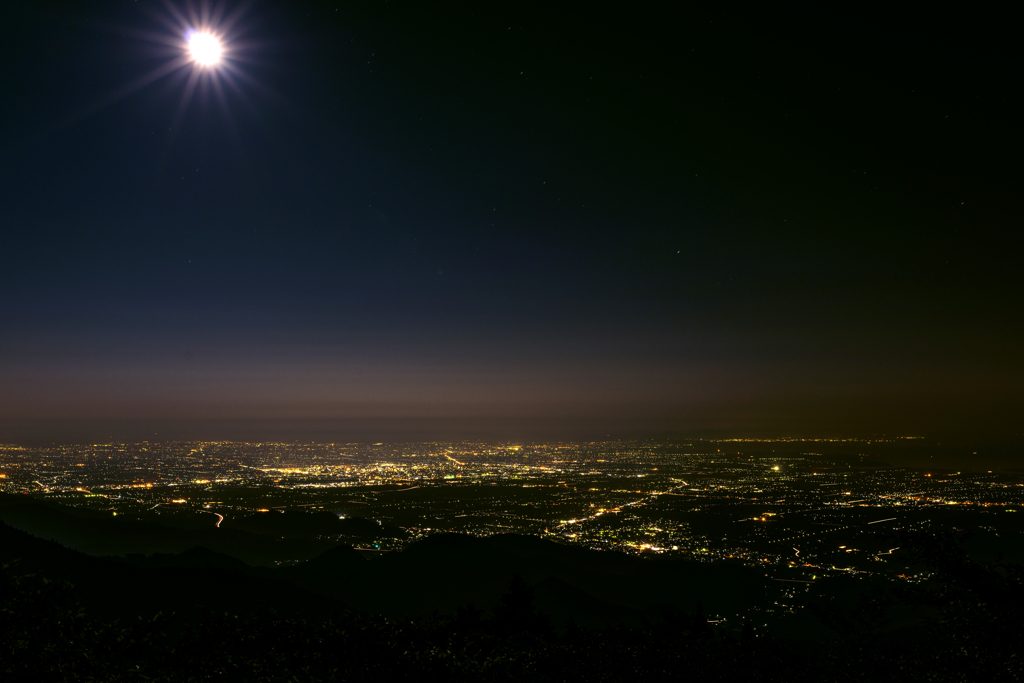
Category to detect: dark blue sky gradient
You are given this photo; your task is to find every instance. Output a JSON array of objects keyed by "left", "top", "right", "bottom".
[{"left": 1, "top": 2, "right": 1020, "bottom": 441}]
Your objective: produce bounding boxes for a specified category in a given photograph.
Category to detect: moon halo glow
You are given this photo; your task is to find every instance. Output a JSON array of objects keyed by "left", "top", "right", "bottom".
[
  {"left": 49, "top": 2, "right": 270, "bottom": 147},
  {"left": 187, "top": 32, "right": 222, "bottom": 66}
]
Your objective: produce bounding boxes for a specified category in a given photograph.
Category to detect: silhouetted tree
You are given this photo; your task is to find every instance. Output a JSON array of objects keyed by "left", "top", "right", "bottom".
[
  {"left": 896, "top": 528, "right": 1024, "bottom": 682},
  {"left": 740, "top": 618, "right": 756, "bottom": 643},
  {"left": 492, "top": 573, "right": 550, "bottom": 637}
]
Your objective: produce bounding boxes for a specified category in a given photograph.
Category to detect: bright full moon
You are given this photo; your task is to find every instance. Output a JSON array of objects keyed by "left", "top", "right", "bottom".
[{"left": 188, "top": 32, "right": 222, "bottom": 66}]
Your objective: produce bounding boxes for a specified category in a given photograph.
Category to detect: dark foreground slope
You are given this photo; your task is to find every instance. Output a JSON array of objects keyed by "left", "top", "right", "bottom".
[
  {"left": 0, "top": 515, "right": 762, "bottom": 631},
  {"left": 3, "top": 492, "right": 1024, "bottom": 682},
  {"left": 0, "top": 493, "right": 340, "bottom": 565},
  {"left": 281, "top": 531, "right": 767, "bottom": 628},
  {"left": 4, "top": 523, "right": 1024, "bottom": 683},
  {"left": 0, "top": 492, "right": 768, "bottom": 629},
  {"left": 0, "top": 520, "right": 346, "bottom": 625}
]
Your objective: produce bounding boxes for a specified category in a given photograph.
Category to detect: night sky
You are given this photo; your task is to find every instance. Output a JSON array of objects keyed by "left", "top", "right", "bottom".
[{"left": 2, "top": 2, "right": 1019, "bottom": 442}]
